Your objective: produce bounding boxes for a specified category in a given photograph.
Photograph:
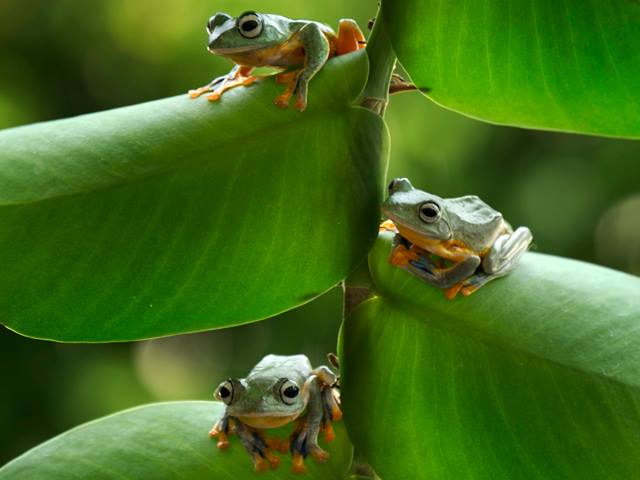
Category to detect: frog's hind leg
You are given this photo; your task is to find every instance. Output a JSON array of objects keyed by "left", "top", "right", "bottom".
[
  {"left": 189, "top": 74, "right": 227, "bottom": 99},
  {"left": 408, "top": 254, "right": 481, "bottom": 290},
  {"left": 461, "top": 227, "right": 533, "bottom": 296},
  {"left": 274, "top": 70, "right": 301, "bottom": 109},
  {"left": 234, "top": 419, "right": 281, "bottom": 472},
  {"left": 188, "top": 65, "right": 257, "bottom": 101},
  {"left": 335, "top": 19, "right": 367, "bottom": 55}
]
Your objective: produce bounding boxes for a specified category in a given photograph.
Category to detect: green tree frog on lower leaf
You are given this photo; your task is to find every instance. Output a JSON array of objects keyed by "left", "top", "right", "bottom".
[
  {"left": 209, "top": 354, "right": 342, "bottom": 473},
  {"left": 189, "top": 11, "right": 366, "bottom": 111},
  {"left": 381, "top": 178, "right": 533, "bottom": 299}
]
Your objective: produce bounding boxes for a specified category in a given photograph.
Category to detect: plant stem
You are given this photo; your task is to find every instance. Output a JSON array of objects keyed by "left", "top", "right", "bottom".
[
  {"left": 342, "top": 259, "right": 375, "bottom": 318},
  {"left": 358, "top": 7, "right": 397, "bottom": 116}
]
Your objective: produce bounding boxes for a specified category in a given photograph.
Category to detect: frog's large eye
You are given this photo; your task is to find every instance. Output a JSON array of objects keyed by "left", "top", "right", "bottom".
[
  {"left": 278, "top": 379, "right": 300, "bottom": 405},
  {"left": 419, "top": 201, "right": 441, "bottom": 224},
  {"left": 237, "top": 12, "right": 263, "bottom": 39},
  {"left": 215, "top": 379, "right": 235, "bottom": 405}
]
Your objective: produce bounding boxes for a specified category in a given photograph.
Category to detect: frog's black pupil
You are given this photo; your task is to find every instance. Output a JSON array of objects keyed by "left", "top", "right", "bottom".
[
  {"left": 219, "top": 386, "right": 231, "bottom": 398},
  {"left": 388, "top": 180, "right": 397, "bottom": 193},
  {"left": 422, "top": 206, "right": 438, "bottom": 218},
  {"left": 242, "top": 20, "right": 258, "bottom": 31},
  {"left": 284, "top": 385, "right": 299, "bottom": 398}
]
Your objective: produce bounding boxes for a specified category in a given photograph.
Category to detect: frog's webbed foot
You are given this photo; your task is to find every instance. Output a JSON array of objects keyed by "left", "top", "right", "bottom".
[
  {"left": 335, "top": 19, "right": 367, "bottom": 55},
  {"left": 389, "top": 242, "right": 421, "bottom": 267},
  {"left": 379, "top": 219, "right": 398, "bottom": 234},
  {"left": 189, "top": 65, "right": 257, "bottom": 101},
  {"left": 460, "top": 227, "right": 533, "bottom": 296},
  {"left": 208, "top": 415, "right": 231, "bottom": 449},
  {"left": 189, "top": 75, "right": 226, "bottom": 99},
  {"left": 320, "top": 386, "right": 342, "bottom": 441},
  {"left": 233, "top": 419, "right": 281, "bottom": 472}
]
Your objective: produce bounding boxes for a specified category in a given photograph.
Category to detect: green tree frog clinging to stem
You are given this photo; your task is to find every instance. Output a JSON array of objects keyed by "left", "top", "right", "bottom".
[
  {"left": 209, "top": 354, "right": 342, "bottom": 474},
  {"left": 381, "top": 178, "right": 533, "bottom": 299},
  {"left": 189, "top": 11, "right": 366, "bottom": 111}
]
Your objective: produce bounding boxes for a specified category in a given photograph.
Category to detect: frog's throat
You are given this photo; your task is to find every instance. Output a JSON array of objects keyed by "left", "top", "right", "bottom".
[
  {"left": 236, "top": 414, "right": 300, "bottom": 429},
  {"left": 395, "top": 224, "right": 473, "bottom": 262}
]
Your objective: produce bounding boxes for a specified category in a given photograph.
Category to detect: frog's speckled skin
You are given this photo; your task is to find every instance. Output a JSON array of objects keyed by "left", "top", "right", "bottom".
[
  {"left": 382, "top": 178, "right": 533, "bottom": 299},
  {"left": 209, "top": 354, "right": 342, "bottom": 473},
  {"left": 189, "top": 12, "right": 366, "bottom": 111}
]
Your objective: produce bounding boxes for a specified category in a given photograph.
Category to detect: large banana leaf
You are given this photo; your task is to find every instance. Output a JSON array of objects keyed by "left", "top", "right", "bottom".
[
  {"left": 0, "top": 50, "right": 389, "bottom": 341},
  {"left": 341, "top": 232, "right": 640, "bottom": 479},
  {"left": 0, "top": 401, "right": 352, "bottom": 479},
  {"left": 382, "top": 0, "right": 640, "bottom": 138}
]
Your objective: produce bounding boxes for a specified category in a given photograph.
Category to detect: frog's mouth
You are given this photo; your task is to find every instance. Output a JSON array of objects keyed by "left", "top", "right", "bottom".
[
  {"left": 388, "top": 221, "right": 473, "bottom": 262},
  {"left": 208, "top": 45, "right": 260, "bottom": 55},
  {"left": 236, "top": 414, "right": 300, "bottom": 429}
]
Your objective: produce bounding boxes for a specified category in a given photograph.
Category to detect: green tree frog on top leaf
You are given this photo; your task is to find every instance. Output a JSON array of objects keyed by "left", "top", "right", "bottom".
[
  {"left": 189, "top": 11, "right": 366, "bottom": 111},
  {"left": 209, "top": 354, "right": 342, "bottom": 474},
  {"left": 381, "top": 178, "right": 533, "bottom": 299}
]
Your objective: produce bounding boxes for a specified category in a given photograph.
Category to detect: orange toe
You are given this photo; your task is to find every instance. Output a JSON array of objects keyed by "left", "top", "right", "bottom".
[
  {"left": 445, "top": 283, "right": 464, "bottom": 300},
  {"left": 323, "top": 424, "right": 335, "bottom": 442},
  {"left": 254, "top": 456, "right": 269, "bottom": 473},
  {"left": 291, "top": 453, "right": 306, "bottom": 474}
]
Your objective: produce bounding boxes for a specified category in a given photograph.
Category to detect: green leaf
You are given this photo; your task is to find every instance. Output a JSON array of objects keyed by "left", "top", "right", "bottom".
[
  {"left": 341, "top": 232, "right": 640, "bottom": 479},
  {"left": 0, "top": 401, "right": 353, "bottom": 479},
  {"left": 0, "top": 50, "right": 389, "bottom": 341},
  {"left": 382, "top": 0, "right": 640, "bottom": 138}
]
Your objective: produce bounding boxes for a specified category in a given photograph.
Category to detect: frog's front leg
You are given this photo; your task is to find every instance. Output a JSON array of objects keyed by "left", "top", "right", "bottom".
[
  {"left": 234, "top": 419, "right": 281, "bottom": 472},
  {"left": 210, "top": 415, "right": 279, "bottom": 472},
  {"left": 208, "top": 415, "right": 231, "bottom": 449},
  {"left": 408, "top": 254, "right": 481, "bottom": 292},
  {"left": 460, "top": 226, "right": 533, "bottom": 296},
  {"left": 289, "top": 369, "right": 338, "bottom": 473},
  {"left": 277, "top": 23, "right": 330, "bottom": 112}
]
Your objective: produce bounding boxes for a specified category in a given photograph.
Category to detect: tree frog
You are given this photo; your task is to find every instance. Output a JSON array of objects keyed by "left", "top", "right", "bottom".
[
  {"left": 381, "top": 178, "right": 533, "bottom": 299},
  {"left": 189, "top": 11, "right": 366, "bottom": 111},
  {"left": 209, "top": 354, "right": 342, "bottom": 473}
]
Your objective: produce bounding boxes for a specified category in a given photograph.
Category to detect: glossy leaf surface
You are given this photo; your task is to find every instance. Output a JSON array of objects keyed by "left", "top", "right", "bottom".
[
  {"left": 0, "top": 402, "right": 352, "bottom": 479},
  {"left": 383, "top": 0, "right": 640, "bottom": 138},
  {"left": 341, "top": 232, "right": 640, "bottom": 479},
  {"left": 0, "top": 51, "right": 389, "bottom": 341}
]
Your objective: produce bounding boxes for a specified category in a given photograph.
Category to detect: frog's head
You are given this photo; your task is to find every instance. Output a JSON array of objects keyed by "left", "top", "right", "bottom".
[
  {"left": 382, "top": 178, "right": 452, "bottom": 244},
  {"left": 206, "top": 11, "right": 290, "bottom": 54},
  {"left": 215, "top": 376, "right": 305, "bottom": 429}
]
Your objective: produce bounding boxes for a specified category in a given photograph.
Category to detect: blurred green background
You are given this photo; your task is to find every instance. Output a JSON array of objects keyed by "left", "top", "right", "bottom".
[{"left": 1, "top": 0, "right": 638, "bottom": 466}]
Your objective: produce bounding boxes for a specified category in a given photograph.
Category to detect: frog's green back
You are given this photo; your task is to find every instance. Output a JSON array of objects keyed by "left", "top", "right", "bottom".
[
  {"left": 445, "top": 196, "right": 504, "bottom": 251},
  {"left": 248, "top": 354, "right": 312, "bottom": 385}
]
